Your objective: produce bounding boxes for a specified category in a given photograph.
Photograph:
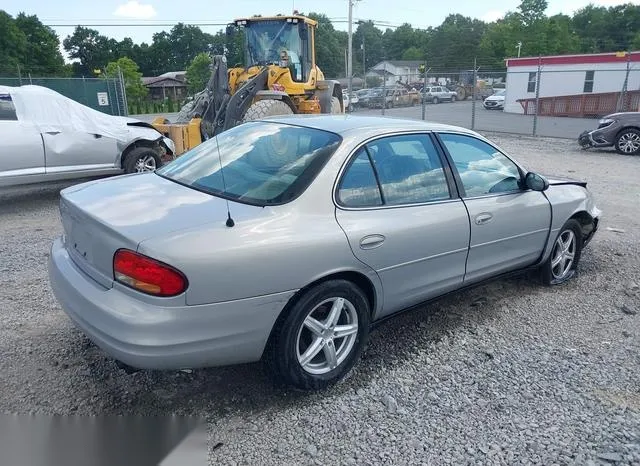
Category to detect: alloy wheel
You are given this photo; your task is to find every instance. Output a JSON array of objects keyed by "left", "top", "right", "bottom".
[
  {"left": 551, "top": 230, "right": 576, "bottom": 280},
  {"left": 296, "top": 297, "right": 359, "bottom": 375},
  {"left": 618, "top": 132, "right": 640, "bottom": 154},
  {"left": 134, "top": 155, "right": 157, "bottom": 172}
]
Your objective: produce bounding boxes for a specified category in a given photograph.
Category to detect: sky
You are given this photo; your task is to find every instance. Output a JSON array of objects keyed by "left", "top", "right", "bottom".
[{"left": 3, "top": 0, "right": 639, "bottom": 46}]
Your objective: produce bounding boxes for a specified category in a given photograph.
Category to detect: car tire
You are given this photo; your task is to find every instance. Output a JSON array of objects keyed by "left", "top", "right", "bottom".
[
  {"left": 432, "top": 97, "right": 439, "bottom": 104},
  {"left": 541, "top": 219, "right": 583, "bottom": 286},
  {"left": 123, "top": 147, "right": 162, "bottom": 174},
  {"left": 264, "top": 279, "right": 371, "bottom": 391},
  {"left": 451, "top": 95, "right": 457, "bottom": 102},
  {"left": 614, "top": 128, "right": 640, "bottom": 155}
]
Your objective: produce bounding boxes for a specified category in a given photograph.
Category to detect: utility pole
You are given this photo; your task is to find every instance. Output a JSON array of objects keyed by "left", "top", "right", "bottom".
[
  {"left": 361, "top": 38, "right": 366, "bottom": 88},
  {"left": 347, "top": 0, "right": 361, "bottom": 99},
  {"left": 516, "top": 42, "right": 522, "bottom": 58}
]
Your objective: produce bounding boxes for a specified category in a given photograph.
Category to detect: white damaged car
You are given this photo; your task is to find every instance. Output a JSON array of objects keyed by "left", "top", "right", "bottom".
[{"left": 0, "top": 85, "right": 175, "bottom": 188}]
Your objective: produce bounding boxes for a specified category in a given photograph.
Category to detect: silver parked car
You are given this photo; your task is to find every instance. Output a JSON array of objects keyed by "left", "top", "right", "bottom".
[
  {"left": 0, "top": 85, "right": 175, "bottom": 187},
  {"left": 48, "top": 115, "right": 601, "bottom": 390},
  {"left": 423, "top": 85, "right": 458, "bottom": 104}
]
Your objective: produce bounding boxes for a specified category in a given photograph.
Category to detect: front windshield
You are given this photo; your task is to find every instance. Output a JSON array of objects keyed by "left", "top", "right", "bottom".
[
  {"left": 494, "top": 89, "right": 506, "bottom": 96},
  {"left": 245, "top": 20, "right": 302, "bottom": 66},
  {"left": 156, "top": 122, "right": 342, "bottom": 206}
]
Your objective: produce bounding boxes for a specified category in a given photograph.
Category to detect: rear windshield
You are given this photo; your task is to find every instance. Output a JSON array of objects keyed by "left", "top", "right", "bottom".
[{"left": 156, "top": 121, "right": 342, "bottom": 206}]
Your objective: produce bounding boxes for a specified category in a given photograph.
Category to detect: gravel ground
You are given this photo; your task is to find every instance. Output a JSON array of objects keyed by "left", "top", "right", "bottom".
[{"left": 1, "top": 133, "right": 639, "bottom": 465}]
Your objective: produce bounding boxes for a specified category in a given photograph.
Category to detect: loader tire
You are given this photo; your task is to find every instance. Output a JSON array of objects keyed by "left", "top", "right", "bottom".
[{"left": 242, "top": 99, "right": 294, "bottom": 122}]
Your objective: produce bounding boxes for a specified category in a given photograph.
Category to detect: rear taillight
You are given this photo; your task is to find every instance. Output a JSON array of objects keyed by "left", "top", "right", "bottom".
[{"left": 113, "top": 249, "right": 187, "bottom": 297}]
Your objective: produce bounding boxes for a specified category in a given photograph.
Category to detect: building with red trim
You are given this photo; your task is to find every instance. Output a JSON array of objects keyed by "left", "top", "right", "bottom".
[{"left": 503, "top": 52, "right": 640, "bottom": 116}]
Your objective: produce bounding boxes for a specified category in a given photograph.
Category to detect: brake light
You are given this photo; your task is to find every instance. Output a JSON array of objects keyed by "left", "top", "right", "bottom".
[{"left": 113, "top": 249, "right": 187, "bottom": 297}]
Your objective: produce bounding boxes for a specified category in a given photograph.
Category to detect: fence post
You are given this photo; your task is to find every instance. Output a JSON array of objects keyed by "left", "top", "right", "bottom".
[
  {"left": 28, "top": 73, "right": 32, "bottom": 85},
  {"left": 382, "top": 62, "right": 386, "bottom": 116},
  {"left": 471, "top": 58, "right": 477, "bottom": 130},
  {"left": 421, "top": 63, "right": 427, "bottom": 120},
  {"left": 117, "top": 65, "right": 129, "bottom": 116},
  {"left": 17, "top": 64, "right": 22, "bottom": 85},
  {"left": 82, "top": 76, "right": 88, "bottom": 106},
  {"left": 532, "top": 56, "right": 542, "bottom": 136},
  {"left": 620, "top": 52, "right": 630, "bottom": 112}
]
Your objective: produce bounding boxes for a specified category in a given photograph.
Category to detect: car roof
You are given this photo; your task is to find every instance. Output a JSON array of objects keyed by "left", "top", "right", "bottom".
[{"left": 261, "top": 114, "right": 479, "bottom": 138}]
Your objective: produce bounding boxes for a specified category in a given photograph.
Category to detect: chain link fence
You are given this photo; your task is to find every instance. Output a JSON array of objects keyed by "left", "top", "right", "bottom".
[
  {"left": 0, "top": 76, "right": 128, "bottom": 116},
  {"left": 353, "top": 60, "right": 639, "bottom": 139}
]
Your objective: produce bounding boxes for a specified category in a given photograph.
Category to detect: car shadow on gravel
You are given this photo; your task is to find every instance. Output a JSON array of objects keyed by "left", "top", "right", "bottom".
[
  {"left": 0, "top": 178, "right": 106, "bottom": 215},
  {"left": 72, "top": 271, "right": 549, "bottom": 418}
]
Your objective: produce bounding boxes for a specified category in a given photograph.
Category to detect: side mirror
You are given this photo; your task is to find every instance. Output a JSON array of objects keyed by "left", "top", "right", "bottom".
[{"left": 524, "top": 172, "right": 549, "bottom": 191}]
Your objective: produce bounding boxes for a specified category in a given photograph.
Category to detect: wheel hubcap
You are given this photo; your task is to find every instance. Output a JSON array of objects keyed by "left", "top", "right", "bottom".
[
  {"left": 296, "top": 297, "right": 359, "bottom": 375},
  {"left": 551, "top": 230, "right": 576, "bottom": 280},
  {"left": 135, "top": 155, "right": 157, "bottom": 172},
  {"left": 619, "top": 133, "right": 640, "bottom": 153}
]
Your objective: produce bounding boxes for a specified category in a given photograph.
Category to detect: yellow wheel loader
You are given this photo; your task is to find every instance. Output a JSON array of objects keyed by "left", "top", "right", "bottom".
[{"left": 152, "top": 14, "right": 345, "bottom": 155}]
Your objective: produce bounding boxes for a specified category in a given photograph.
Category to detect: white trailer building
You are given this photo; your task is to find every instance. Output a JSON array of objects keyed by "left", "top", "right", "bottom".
[{"left": 504, "top": 52, "right": 640, "bottom": 116}]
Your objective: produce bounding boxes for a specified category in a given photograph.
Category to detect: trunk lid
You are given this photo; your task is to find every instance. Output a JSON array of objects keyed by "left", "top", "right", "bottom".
[{"left": 59, "top": 172, "right": 264, "bottom": 288}]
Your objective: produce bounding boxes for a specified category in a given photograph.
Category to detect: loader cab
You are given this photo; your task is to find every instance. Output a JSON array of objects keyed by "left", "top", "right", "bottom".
[{"left": 235, "top": 16, "right": 316, "bottom": 83}]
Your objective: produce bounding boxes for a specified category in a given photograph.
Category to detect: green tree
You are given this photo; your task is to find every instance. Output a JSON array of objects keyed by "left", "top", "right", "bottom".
[
  {"left": 0, "top": 11, "right": 27, "bottom": 76},
  {"left": 427, "top": 14, "right": 487, "bottom": 70},
  {"left": 14, "top": 13, "right": 65, "bottom": 76},
  {"left": 353, "top": 20, "right": 384, "bottom": 74},
  {"left": 307, "top": 12, "right": 345, "bottom": 78},
  {"left": 104, "top": 57, "right": 148, "bottom": 101},
  {"left": 63, "top": 26, "right": 115, "bottom": 76},
  {"left": 186, "top": 52, "right": 212, "bottom": 94},
  {"left": 402, "top": 47, "right": 424, "bottom": 61}
]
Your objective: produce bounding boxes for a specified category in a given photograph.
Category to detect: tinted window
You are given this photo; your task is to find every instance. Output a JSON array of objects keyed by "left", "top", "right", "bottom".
[
  {"left": 157, "top": 121, "right": 341, "bottom": 206},
  {"left": 0, "top": 94, "right": 17, "bottom": 121},
  {"left": 337, "top": 148, "right": 382, "bottom": 207},
  {"left": 439, "top": 133, "right": 522, "bottom": 197},
  {"left": 366, "top": 134, "right": 450, "bottom": 205}
]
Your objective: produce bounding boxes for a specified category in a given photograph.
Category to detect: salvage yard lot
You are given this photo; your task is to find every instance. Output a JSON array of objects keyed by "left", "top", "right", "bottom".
[{"left": 1, "top": 133, "right": 639, "bottom": 464}]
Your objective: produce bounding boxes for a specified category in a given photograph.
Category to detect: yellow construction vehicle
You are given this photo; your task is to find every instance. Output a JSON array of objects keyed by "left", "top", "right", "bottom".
[{"left": 152, "top": 14, "right": 345, "bottom": 155}]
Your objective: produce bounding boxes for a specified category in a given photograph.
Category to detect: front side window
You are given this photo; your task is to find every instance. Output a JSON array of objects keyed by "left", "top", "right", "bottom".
[
  {"left": 244, "top": 20, "right": 306, "bottom": 80},
  {"left": 157, "top": 121, "right": 341, "bottom": 206},
  {"left": 366, "top": 134, "right": 450, "bottom": 205},
  {"left": 0, "top": 94, "right": 17, "bottom": 121},
  {"left": 439, "top": 133, "right": 522, "bottom": 197}
]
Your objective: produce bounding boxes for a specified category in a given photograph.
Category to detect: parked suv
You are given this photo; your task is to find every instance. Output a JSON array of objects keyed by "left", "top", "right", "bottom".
[
  {"left": 423, "top": 86, "right": 458, "bottom": 104},
  {"left": 578, "top": 112, "right": 640, "bottom": 155}
]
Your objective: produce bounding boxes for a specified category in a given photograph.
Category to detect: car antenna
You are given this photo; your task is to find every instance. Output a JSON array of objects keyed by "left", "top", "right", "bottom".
[{"left": 214, "top": 134, "right": 235, "bottom": 228}]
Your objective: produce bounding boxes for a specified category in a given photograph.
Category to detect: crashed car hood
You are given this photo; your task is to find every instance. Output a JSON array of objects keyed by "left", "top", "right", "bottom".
[{"left": 2, "top": 84, "right": 162, "bottom": 144}]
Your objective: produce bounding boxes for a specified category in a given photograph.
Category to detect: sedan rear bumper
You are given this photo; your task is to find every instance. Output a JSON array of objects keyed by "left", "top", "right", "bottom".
[{"left": 48, "top": 237, "right": 295, "bottom": 370}]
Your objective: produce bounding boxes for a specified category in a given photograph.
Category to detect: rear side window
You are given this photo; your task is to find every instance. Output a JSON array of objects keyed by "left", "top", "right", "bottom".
[
  {"left": 0, "top": 94, "right": 17, "bottom": 121},
  {"left": 337, "top": 148, "right": 383, "bottom": 207}
]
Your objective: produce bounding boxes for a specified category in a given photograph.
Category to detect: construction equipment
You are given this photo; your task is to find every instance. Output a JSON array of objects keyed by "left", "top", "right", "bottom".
[
  {"left": 452, "top": 70, "right": 494, "bottom": 101},
  {"left": 152, "top": 14, "right": 344, "bottom": 155}
]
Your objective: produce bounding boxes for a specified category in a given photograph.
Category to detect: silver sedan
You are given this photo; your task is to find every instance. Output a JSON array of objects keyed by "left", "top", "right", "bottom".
[{"left": 48, "top": 115, "right": 601, "bottom": 390}]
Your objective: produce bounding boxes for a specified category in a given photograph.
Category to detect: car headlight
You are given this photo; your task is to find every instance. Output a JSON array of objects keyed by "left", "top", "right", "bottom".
[
  {"left": 598, "top": 118, "right": 614, "bottom": 126},
  {"left": 162, "top": 137, "right": 176, "bottom": 154}
]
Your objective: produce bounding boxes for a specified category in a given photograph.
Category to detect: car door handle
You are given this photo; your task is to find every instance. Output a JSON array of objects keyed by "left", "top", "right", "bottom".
[
  {"left": 359, "top": 234, "right": 385, "bottom": 250},
  {"left": 475, "top": 213, "right": 493, "bottom": 225},
  {"left": 45, "top": 131, "right": 60, "bottom": 135}
]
